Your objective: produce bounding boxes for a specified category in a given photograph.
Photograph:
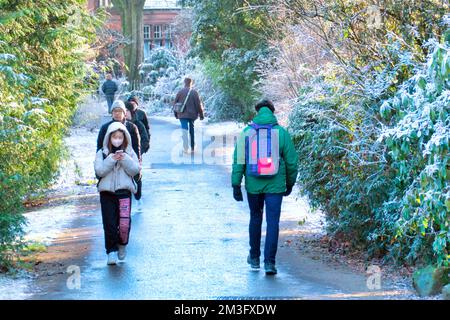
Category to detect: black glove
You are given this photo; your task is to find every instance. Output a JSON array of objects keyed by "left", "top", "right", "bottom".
[
  {"left": 284, "top": 185, "right": 294, "bottom": 197},
  {"left": 232, "top": 185, "right": 243, "bottom": 202}
]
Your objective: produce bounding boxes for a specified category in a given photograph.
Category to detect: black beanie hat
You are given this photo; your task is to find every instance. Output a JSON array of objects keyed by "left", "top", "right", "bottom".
[
  {"left": 255, "top": 99, "right": 275, "bottom": 113},
  {"left": 125, "top": 101, "right": 135, "bottom": 112},
  {"left": 127, "top": 95, "right": 139, "bottom": 105}
]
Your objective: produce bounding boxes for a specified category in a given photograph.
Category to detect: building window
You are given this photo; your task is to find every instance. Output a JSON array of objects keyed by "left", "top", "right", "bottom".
[
  {"left": 154, "top": 25, "right": 162, "bottom": 39},
  {"left": 99, "top": 0, "right": 111, "bottom": 7},
  {"left": 164, "top": 25, "right": 172, "bottom": 39},
  {"left": 144, "top": 25, "right": 151, "bottom": 40}
]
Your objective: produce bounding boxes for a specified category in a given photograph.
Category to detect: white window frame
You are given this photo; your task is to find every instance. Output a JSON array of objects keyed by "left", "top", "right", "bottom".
[
  {"left": 154, "top": 25, "right": 162, "bottom": 39},
  {"left": 144, "top": 25, "right": 151, "bottom": 40},
  {"left": 99, "top": 0, "right": 112, "bottom": 7}
]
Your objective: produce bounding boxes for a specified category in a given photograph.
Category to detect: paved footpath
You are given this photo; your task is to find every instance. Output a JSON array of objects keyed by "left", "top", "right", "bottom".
[{"left": 28, "top": 117, "right": 414, "bottom": 299}]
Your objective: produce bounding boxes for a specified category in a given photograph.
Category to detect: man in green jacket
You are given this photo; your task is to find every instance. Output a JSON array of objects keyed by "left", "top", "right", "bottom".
[{"left": 232, "top": 100, "right": 298, "bottom": 275}]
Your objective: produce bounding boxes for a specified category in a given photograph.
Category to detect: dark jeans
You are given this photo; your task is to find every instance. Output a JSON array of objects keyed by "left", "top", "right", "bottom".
[
  {"left": 100, "top": 190, "right": 132, "bottom": 254},
  {"left": 106, "top": 95, "right": 115, "bottom": 113},
  {"left": 179, "top": 118, "right": 195, "bottom": 150},
  {"left": 247, "top": 192, "right": 283, "bottom": 264}
]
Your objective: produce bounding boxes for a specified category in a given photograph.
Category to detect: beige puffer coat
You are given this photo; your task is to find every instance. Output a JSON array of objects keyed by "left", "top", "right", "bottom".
[{"left": 94, "top": 122, "right": 141, "bottom": 194}]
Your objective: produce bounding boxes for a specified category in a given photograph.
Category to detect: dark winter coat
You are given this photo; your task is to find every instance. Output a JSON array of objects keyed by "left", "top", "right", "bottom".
[
  {"left": 132, "top": 118, "right": 150, "bottom": 154},
  {"left": 101, "top": 79, "right": 118, "bottom": 96},
  {"left": 173, "top": 87, "right": 204, "bottom": 121},
  {"left": 134, "top": 108, "right": 150, "bottom": 137}
]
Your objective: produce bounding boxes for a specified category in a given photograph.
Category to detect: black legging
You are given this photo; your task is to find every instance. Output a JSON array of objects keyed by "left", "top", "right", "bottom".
[{"left": 100, "top": 190, "right": 132, "bottom": 254}]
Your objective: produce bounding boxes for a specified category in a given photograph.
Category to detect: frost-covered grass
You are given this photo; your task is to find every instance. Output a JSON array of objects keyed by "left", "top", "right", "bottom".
[
  {"left": 72, "top": 96, "right": 109, "bottom": 130},
  {"left": 0, "top": 274, "right": 33, "bottom": 300},
  {"left": 49, "top": 128, "right": 99, "bottom": 197}
]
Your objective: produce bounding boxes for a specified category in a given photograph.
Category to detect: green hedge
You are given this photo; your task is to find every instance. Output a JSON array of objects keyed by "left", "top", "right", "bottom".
[
  {"left": 289, "top": 33, "right": 449, "bottom": 266},
  {"left": 0, "top": 0, "right": 101, "bottom": 268}
]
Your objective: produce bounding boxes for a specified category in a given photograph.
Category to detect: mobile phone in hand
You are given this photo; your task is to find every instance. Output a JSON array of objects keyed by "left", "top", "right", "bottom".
[{"left": 115, "top": 150, "right": 124, "bottom": 154}]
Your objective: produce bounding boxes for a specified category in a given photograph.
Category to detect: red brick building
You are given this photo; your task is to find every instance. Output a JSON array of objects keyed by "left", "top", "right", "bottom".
[{"left": 87, "top": 0, "right": 183, "bottom": 59}]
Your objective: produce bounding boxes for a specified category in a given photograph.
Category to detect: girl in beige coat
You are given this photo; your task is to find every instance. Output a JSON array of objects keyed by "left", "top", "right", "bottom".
[{"left": 94, "top": 121, "right": 140, "bottom": 265}]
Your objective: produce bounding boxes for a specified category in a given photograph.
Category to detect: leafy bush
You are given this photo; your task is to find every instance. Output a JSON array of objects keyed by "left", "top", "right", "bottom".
[
  {"left": 375, "top": 37, "right": 450, "bottom": 266},
  {"left": 202, "top": 91, "right": 243, "bottom": 122},
  {"left": 190, "top": 0, "right": 274, "bottom": 121},
  {"left": 289, "top": 67, "right": 392, "bottom": 247},
  {"left": 140, "top": 48, "right": 180, "bottom": 85},
  {"left": 289, "top": 33, "right": 449, "bottom": 266},
  {"left": 0, "top": 0, "right": 100, "bottom": 268},
  {"left": 191, "top": 61, "right": 249, "bottom": 122},
  {"left": 201, "top": 50, "right": 266, "bottom": 122}
]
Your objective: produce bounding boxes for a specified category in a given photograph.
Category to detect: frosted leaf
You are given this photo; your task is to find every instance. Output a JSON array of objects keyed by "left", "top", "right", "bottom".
[
  {"left": 425, "top": 82, "right": 436, "bottom": 94},
  {"left": 0, "top": 53, "right": 16, "bottom": 61},
  {"left": 24, "top": 108, "right": 47, "bottom": 116},
  {"left": 30, "top": 97, "right": 49, "bottom": 105},
  {"left": 423, "top": 122, "right": 449, "bottom": 156},
  {"left": 442, "top": 14, "right": 450, "bottom": 27}
]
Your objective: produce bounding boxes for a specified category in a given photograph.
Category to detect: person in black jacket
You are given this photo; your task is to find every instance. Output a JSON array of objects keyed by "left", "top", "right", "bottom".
[
  {"left": 97, "top": 100, "right": 141, "bottom": 162},
  {"left": 124, "top": 101, "right": 149, "bottom": 202},
  {"left": 125, "top": 101, "right": 149, "bottom": 154},
  {"left": 101, "top": 74, "right": 119, "bottom": 113},
  {"left": 127, "top": 96, "right": 150, "bottom": 141}
]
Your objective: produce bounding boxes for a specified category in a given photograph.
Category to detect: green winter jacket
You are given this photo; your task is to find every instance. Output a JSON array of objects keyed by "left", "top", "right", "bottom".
[{"left": 232, "top": 107, "right": 298, "bottom": 194}]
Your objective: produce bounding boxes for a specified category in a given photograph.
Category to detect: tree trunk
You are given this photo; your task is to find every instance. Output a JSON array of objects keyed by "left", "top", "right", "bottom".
[{"left": 111, "top": 0, "right": 146, "bottom": 88}]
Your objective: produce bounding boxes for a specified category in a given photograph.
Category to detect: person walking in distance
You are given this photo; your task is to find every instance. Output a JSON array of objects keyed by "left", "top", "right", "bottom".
[
  {"left": 231, "top": 100, "right": 298, "bottom": 275},
  {"left": 94, "top": 122, "right": 141, "bottom": 265},
  {"left": 101, "top": 73, "right": 119, "bottom": 114},
  {"left": 173, "top": 77, "right": 205, "bottom": 154}
]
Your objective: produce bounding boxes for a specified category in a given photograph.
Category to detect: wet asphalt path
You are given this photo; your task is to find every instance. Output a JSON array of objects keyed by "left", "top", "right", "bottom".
[{"left": 32, "top": 118, "right": 346, "bottom": 299}]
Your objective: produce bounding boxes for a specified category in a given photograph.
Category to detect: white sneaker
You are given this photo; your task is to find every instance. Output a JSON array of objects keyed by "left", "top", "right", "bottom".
[
  {"left": 107, "top": 252, "right": 118, "bottom": 265},
  {"left": 118, "top": 245, "right": 127, "bottom": 261}
]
